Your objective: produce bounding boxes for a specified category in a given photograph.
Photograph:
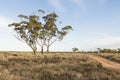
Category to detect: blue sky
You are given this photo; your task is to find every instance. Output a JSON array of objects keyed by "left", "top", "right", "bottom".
[{"left": 0, "top": 0, "right": 120, "bottom": 51}]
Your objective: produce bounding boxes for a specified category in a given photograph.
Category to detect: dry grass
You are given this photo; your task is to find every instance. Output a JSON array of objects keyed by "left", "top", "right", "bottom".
[
  {"left": 98, "top": 53, "right": 120, "bottom": 63},
  {"left": 0, "top": 52, "right": 120, "bottom": 80}
]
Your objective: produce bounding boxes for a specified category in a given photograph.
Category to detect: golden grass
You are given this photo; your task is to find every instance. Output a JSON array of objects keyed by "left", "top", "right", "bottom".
[{"left": 0, "top": 52, "right": 120, "bottom": 80}]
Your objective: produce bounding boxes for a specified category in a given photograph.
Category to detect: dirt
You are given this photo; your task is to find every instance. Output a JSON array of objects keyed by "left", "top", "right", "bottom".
[{"left": 88, "top": 54, "right": 120, "bottom": 72}]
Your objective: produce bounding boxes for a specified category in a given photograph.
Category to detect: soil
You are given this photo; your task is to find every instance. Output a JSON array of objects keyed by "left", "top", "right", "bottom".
[{"left": 88, "top": 54, "right": 120, "bottom": 72}]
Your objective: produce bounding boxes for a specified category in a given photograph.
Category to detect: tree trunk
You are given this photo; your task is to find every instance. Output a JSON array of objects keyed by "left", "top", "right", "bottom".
[
  {"left": 41, "top": 46, "right": 44, "bottom": 54},
  {"left": 33, "top": 49, "right": 37, "bottom": 55},
  {"left": 47, "top": 46, "right": 49, "bottom": 53}
]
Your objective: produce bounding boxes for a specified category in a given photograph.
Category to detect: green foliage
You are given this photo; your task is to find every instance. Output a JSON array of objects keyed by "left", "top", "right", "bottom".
[
  {"left": 97, "top": 48, "right": 120, "bottom": 53},
  {"left": 8, "top": 14, "right": 42, "bottom": 54},
  {"left": 72, "top": 48, "right": 79, "bottom": 52}
]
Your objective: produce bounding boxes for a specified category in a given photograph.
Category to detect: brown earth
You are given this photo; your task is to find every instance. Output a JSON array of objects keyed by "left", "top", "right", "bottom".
[{"left": 88, "top": 54, "right": 120, "bottom": 72}]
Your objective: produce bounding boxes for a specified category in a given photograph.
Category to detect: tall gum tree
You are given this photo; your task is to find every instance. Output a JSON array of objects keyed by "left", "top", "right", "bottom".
[
  {"left": 8, "top": 14, "right": 42, "bottom": 54},
  {"left": 42, "top": 12, "right": 73, "bottom": 52}
]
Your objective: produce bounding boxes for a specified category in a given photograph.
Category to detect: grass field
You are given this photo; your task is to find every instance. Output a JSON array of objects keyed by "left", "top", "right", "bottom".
[{"left": 0, "top": 52, "right": 120, "bottom": 80}]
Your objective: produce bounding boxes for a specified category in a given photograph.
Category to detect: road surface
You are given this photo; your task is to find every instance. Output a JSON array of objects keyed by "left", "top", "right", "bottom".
[{"left": 88, "top": 54, "right": 120, "bottom": 71}]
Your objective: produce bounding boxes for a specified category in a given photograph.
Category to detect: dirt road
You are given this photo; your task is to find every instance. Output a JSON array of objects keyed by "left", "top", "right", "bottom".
[{"left": 88, "top": 54, "right": 120, "bottom": 71}]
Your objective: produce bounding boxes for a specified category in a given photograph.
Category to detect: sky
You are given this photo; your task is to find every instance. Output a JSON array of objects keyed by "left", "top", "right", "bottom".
[{"left": 0, "top": 0, "right": 120, "bottom": 51}]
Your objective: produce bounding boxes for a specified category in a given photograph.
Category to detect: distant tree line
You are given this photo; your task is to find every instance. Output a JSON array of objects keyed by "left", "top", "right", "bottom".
[
  {"left": 72, "top": 48, "right": 120, "bottom": 53},
  {"left": 97, "top": 48, "right": 120, "bottom": 53}
]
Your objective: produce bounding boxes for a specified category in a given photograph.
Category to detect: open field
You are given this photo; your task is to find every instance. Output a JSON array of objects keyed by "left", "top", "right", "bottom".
[{"left": 0, "top": 52, "right": 120, "bottom": 80}]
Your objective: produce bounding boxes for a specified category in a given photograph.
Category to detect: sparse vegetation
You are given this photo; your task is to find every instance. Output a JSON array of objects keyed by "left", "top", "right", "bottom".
[
  {"left": 98, "top": 53, "right": 120, "bottom": 63},
  {"left": 0, "top": 52, "right": 120, "bottom": 80},
  {"left": 1, "top": 0, "right": 119, "bottom": 80},
  {"left": 97, "top": 48, "right": 120, "bottom": 53}
]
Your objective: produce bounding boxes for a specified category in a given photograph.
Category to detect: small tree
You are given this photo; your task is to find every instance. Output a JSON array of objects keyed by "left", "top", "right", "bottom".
[
  {"left": 8, "top": 14, "right": 42, "bottom": 54},
  {"left": 72, "top": 48, "right": 79, "bottom": 52}
]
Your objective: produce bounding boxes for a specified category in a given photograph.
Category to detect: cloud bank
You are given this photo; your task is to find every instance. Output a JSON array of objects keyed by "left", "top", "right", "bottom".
[{"left": 86, "top": 37, "right": 120, "bottom": 50}]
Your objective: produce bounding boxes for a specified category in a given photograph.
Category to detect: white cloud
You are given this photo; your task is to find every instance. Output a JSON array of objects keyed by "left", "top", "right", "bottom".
[
  {"left": 0, "top": 16, "right": 12, "bottom": 29},
  {"left": 87, "top": 37, "right": 120, "bottom": 50},
  {"left": 49, "top": 0, "right": 64, "bottom": 13}
]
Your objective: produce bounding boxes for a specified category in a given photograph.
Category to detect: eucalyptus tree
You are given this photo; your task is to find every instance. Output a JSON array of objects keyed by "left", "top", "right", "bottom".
[
  {"left": 9, "top": 10, "right": 73, "bottom": 54},
  {"left": 42, "top": 12, "right": 58, "bottom": 52},
  {"left": 8, "top": 14, "right": 42, "bottom": 54},
  {"left": 37, "top": 28, "right": 47, "bottom": 54},
  {"left": 42, "top": 12, "right": 73, "bottom": 52},
  {"left": 72, "top": 48, "right": 79, "bottom": 52}
]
